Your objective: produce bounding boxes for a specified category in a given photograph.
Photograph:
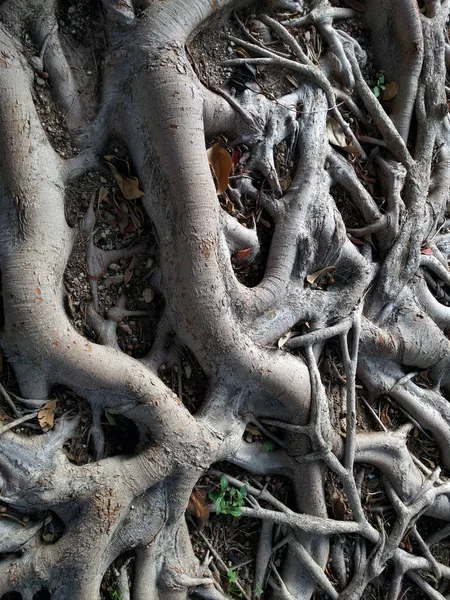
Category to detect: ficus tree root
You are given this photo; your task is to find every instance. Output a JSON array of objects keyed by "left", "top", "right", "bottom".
[{"left": 1, "top": 0, "right": 450, "bottom": 599}]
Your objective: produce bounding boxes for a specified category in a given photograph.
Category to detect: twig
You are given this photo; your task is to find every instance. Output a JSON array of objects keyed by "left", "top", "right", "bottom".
[
  {"left": 0, "top": 381, "right": 21, "bottom": 417},
  {"left": 194, "top": 529, "right": 252, "bottom": 600},
  {"left": 0, "top": 411, "right": 39, "bottom": 436}
]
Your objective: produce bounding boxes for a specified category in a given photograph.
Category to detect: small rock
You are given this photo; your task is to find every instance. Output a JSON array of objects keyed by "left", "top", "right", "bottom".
[
  {"left": 142, "top": 288, "right": 154, "bottom": 303},
  {"left": 100, "top": 176, "right": 107, "bottom": 183},
  {"left": 36, "top": 77, "right": 46, "bottom": 86},
  {"left": 86, "top": 70, "right": 92, "bottom": 75}
]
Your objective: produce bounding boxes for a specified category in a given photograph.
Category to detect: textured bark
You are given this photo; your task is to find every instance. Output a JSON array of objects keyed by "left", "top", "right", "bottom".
[{"left": 1, "top": 0, "right": 450, "bottom": 599}]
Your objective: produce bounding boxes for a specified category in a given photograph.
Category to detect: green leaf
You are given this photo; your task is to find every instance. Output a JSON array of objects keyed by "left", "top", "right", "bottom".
[
  {"left": 378, "top": 74, "right": 385, "bottom": 84},
  {"left": 216, "top": 496, "right": 227, "bottom": 514},
  {"left": 104, "top": 409, "right": 117, "bottom": 426},
  {"left": 220, "top": 474, "right": 228, "bottom": 493},
  {"left": 373, "top": 86, "right": 380, "bottom": 98},
  {"left": 208, "top": 489, "right": 220, "bottom": 501},
  {"left": 227, "top": 569, "right": 237, "bottom": 583},
  {"left": 240, "top": 485, "right": 248, "bottom": 499},
  {"left": 229, "top": 506, "right": 243, "bottom": 516},
  {"left": 229, "top": 487, "right": 237, "bottom": 497},
  {"left": 255, "top": 583, "right": 264, "bottom": 594}
]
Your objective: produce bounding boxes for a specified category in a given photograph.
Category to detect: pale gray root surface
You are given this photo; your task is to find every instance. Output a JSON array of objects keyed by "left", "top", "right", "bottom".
[{"left": 1, "top": 0, "right": 450, "bottom": 599}]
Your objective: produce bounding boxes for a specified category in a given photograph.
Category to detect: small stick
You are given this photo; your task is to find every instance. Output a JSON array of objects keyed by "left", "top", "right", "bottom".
[
  {"left": 0, "top": 382, "right": 21, "bottom": 417},
  {"left": 195, "top": 529, "right": 252, "bottom": 600},
  {"left": 0, "top": 412, "right": 39, "bottom": 436}
]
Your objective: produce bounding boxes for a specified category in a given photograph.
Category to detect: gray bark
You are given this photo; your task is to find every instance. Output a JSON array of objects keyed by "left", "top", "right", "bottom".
[{"left": 1, "top": 0, "right": 450, "bottom": 598}]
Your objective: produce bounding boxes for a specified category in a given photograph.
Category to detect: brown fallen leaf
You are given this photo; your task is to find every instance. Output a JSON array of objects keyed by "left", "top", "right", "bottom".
[
  {"left": 332, "top": 493, "right": 346, "bottom": 520},
  {"left": 207, "top": 143, "right": 234, "bottom": 195},
  {"left": 38, "top": 399, "right": 57, "bottom": 431},
  {"left": 104, "top": 156, "right": 144, "bottom": 200},
  {"left": 306, "top": 266, "right": 336, "bottom": 285},
  {"left": 381, "top": 81, "right": 399, "bottom": 101},
  {"left": 124, "top": 255, "right": 139, "bottom": 285},
  {"left": 326, "top": 119, "right": 359, "bottom": 155},
  {"left": 236, "top": 248, "right": 252, "bottom": 261},
  {"left": 187, "top": 488, "right": 209, "bottom": 529}
]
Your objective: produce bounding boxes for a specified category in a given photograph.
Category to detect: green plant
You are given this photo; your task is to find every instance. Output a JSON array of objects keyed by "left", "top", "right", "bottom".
[
  {"left": 109, "top": 587, "right": 125, "bottom": 600},
  {"left": 262, "top": 439, "right": 275, "bottom": 452},
  {"left": 208, "top": 475, "right": 247, "bottom": 516},
  {"left": 255, "top": 582, "right": 264, "bottom": 595},
  {"left": 226, "top": 569, "right": 242, "bottom": 598},
  {"left": 373, "top": 73, "right": 386, "bottom": 98}
]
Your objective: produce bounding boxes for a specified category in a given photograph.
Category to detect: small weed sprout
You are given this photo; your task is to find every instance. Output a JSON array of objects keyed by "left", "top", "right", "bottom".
[{"left": 373, "top": 73, "right": 386, "bottom": 98}]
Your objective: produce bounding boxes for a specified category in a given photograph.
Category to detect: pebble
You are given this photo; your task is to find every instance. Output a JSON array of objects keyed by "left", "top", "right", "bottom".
[
  {"left": 86, "top": 70, "right": 92, "bottom": 75},
  {"left": 36, "top": 77, "right": 46, "bottom": 86}
]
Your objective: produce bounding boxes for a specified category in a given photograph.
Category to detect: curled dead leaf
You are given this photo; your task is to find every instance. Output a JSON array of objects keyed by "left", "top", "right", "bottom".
[
  {"left": 306, "top": 266, "right": 336, "bottom": 285},
  {"left": 381, "top": 81, "right": 399, "bottom": 102},
  {"left": 236, "top": 248, "right": 252, "bottom": 261},
  {"left": 104, "top": 156, "right": 144, "bottom": 200},
  {"left": 277, "top": 330, "right": 298, "bottom": 349},
  {"left": 207, "top": 143, "right": 234, "bottom": 195},
  {"left": 187, "top": 488, "right": 209, "bottom": 529},
  {"left": 38, "top": 399, "right": 57, "bottom": 431},
  {"left": 326, "top": 118, "right": 359, "bottom": 155}
]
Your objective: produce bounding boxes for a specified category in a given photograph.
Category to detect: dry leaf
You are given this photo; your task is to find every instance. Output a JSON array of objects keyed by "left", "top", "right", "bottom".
[
  {"left": 187, "top": 489, "right": 209, "bottom": 529},
  {"left": 332, "top": 494, "right": 346, "bottom": 520},
  {"left": 420, "top": 247, "right": 432, "bottom": 255},
  {"left": 381, "top": 81, "right": 399, "bottom": 101},
  {"left": 123, "top": 269, "right": 133, "bottom": 285},
  {"left": 245, "top": 424, "right": 262, "bottom": 436},
  {"left": 380, "top": 404, "right": 390, "bottom": 426},
  {"left": 38, "top": 399, "right": 57, "bottom": 431},
  {"left": 306, "top": 266, "right": 336, "bottom": 285},
  {"left": 236, "top": 248, "right": 252, "bottom": 261},
  {"left": 98, "top": 186, "right": 109, "bottom": 204},
  {"left": 277, "top": 330, "right": 298, "bottom": 349},
  {"left": 119, "top": 322, "right": 133, "bottom": 335},
  {"left": 285, "top": 74, "right": 299, "bottom": 88},
  {"left": 327, "top": 119, "right": 359, "bottom": 155},
  {"left": 236, "top": 47, "right": 251, "bottom": 58},
  {"left": 207, "top": 143, "right": 234, "bottom": 195},
  {"left": 129, "top": 255, "right": 139, "bottom": 270},
  {"left": 104, "top": 156, "right": 144, "bottom": 200}
]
